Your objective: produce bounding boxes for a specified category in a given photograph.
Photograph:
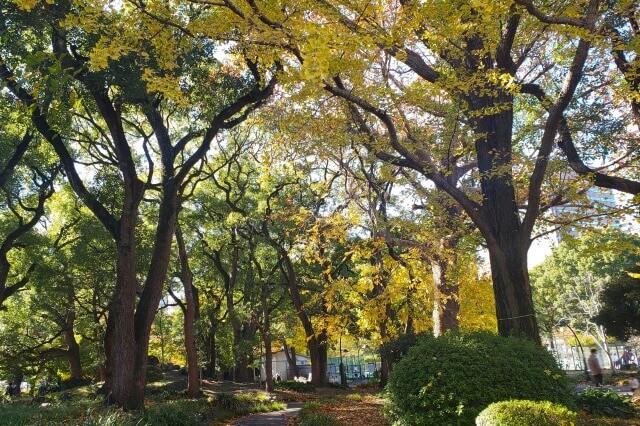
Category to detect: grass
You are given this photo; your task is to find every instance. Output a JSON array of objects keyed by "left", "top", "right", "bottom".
[{"left": 0, "top": 385, "right": 286, "bottom": 425}]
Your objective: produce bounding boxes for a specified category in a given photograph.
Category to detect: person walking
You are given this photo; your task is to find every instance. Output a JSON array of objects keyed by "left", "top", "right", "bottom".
[{"left": 588, "top": 348, "right": 603, "bottom": 387}]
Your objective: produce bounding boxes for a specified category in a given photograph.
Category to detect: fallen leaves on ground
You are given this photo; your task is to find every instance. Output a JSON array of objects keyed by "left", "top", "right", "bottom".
[{"left": 288, "top": 395, "right": 389, "bottom": 426}]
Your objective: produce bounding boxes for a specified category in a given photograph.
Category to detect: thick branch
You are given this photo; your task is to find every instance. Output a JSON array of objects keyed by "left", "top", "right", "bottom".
[{"left": 0, "top": 132, "right": 33, "bottom": 189}]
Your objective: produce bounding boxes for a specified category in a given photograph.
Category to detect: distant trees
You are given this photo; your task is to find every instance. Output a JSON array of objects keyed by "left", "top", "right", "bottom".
[
  {"left": 593, "top": 265, "right": 640, "bottom": 342},
  {"left": 531, "top": 230, "right": 640, "bottom": 353}
]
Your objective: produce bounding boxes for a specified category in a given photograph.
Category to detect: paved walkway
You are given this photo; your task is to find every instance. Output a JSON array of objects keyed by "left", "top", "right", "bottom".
[{"left": 231, "top": 403, "right": 304, "bottom": 426}]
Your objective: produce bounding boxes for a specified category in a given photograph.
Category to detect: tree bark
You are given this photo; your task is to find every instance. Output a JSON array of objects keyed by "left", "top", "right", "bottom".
[
  {"left": 176, "top": 224, "right": 199, "bottom": 397},
  {"left": 261, "top": 285, "right": 274, "bottom": 392},
  {"left": 317, "top": 329, "right": 328, "bottom": 386},
  {"left": 468, "top": 91, "right": 541, "bottom": 343},
  {"left": 280, "top": 252, "right": 325, "bottom": 385},
  {"left": 378, "top": 321, "right": 390, "bottom": 387},
  {"left": 106, "top": 183, "right": 142, "bottom": 408},
  {"left": 283, "top": 342, "right": 298, "bottom": 378},
  {"left": 129, "top": 186, "right": 179, "bottom": 408},
  {"left": 431, "top": 256, "right": 460, "bottom": 337},
  {"left": 207, "top": 324, "right": 217, "bottom": 378},
  {"left": 486, "top": 238, "right": 539, "bottom": 341},
  {"left": 63, "top": 328, "right": 83, "bottom": 380}
]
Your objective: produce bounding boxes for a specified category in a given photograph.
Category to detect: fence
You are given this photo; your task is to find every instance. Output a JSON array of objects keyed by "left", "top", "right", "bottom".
[
  {"left": 327, "top": 355, "right": 381, "bottom": 383},
  {"left": 548, "top": 339, "right": 638, "bottom": 371}
]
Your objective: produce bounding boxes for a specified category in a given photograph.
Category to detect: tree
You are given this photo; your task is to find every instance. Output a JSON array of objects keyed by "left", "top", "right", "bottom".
[
  {"left": 0, "top": 107, "right": 57, "bottom": 307},
  {"left": 171, "top": 223, "right": 200, "bottom": 397},
  {"left": 0, "top": 187, "right": 115, "bottom": 384},
  {"left": 1, "top": 0, "right": 277, "bottom": 408},
  {"left": 190, "top": 0, "right": 640, "bottom": 343},
  {"left": 531, "top": 230, "right": 640, "bottom": 356},
  {"left": 593, "top": 265, "right": 640, "bottom": 341}
]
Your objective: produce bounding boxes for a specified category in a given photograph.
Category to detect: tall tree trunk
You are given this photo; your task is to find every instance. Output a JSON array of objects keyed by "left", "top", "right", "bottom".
[
  {"left": 280, "top": 252, "right": 325, "bottom": 385},
  {"left": 283, "top": 342, "right": 298, "bottom": 378},
  {"left": 261, "top": 285, "right": 273, "bottom": 392},
  {"left": 105, "top": 179, "right": 177, "bottom": 409},
  {"left": 486, "top": 237, "right": 539, "bottom": 341},
  {"left": 129, "top": 187, "right": 179, "bottom": 408},
  {"left": 431, "top": 255, "right": 459, "bottom": 337},
  {"left": 63, "top": 286, "right": 83, "bottom": 379},
  {"left": 176, "top": 224, "right": 199, "bottom": 397},
  {"left": 64, "top": 331, "right": 84, "bottom": 379},
  {"left": 469, "top": 93, "right": 541, "bottom": 343},
  {"left": 106, "top": 189, "right": 141, "bottom": 407},
  {"left": 318, "top": 329, "right": 328, "bottom": 386},
  {"left": 63, "top": 329, "right": 83, "bottom": 380},
  {"left": 378, "top": 321, "right": 390, "bottom": 387},
  {"left": 207, "top": 324, "right": 217, "bottom": 378},
  {"left": 235, "top": 354, "right": 250, "bottom": 382}
]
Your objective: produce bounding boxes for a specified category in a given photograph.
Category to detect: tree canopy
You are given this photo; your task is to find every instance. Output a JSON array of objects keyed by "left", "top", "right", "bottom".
[{"left": 0, "top": 0, "right": 638, "bottom": 410}]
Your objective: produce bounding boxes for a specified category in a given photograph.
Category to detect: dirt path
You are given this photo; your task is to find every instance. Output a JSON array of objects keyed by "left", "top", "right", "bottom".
[{"left": 229, "top": 403, "right": 304, "bottom": 426}]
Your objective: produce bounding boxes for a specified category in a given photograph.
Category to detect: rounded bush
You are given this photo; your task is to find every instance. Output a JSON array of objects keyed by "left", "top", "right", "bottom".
[
  {"left": 475, "top": 400, "right": 577, "bottom": 425},
  {"left": 385, "top": 331, "right": 574, "bottom": 425}
]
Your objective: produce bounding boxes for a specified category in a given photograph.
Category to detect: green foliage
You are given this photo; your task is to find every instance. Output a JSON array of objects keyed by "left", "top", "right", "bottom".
[
  {"left": 298, "top": 402, "right": 340, "bottom": 426},
  {"left": 574, "top": 388, "right": 636, "bottom": 418},
  {"left": 0, "top": 391, "right": 284, "bottom": 425},
  {"left": 209, "top": 392, "right": 283, "bottom": 415},
  {"left": 274, "top": 380, "right": 315, "bottom": 392},
  {"left": 475, "top": 400, "right": 577, "bottom": 426},
  {"left": 385, "top": 331, "right": 574, "bottom": 425},
  {"left": 379, "top": 332, "right": 429, "bottom": 367},
  {"left": 0, "top": 404, "right": 45, "bottom": 425},
  {"left": 145, "top": 366, "right": 164, "bottom": 383},
  {"left": 298, "top": 413, "right": 341, "bottom": 426},
  {"left": 0, "top": 403, "right": 135, "bottom": 426},
  {"left": 531, "top": 230, "right": 640, "bottom": 337},
  {"left": 140, "top": 400, "right": 207, "bottom": 426},
  {"left": 78, "top": 409, "right": 133, "bottom": 426},
  {"left": 593, "top": 265, "right": 640, "bottom": 340},
  {"left": 211, "top": 392, "right": 251, "bottom": 414}
]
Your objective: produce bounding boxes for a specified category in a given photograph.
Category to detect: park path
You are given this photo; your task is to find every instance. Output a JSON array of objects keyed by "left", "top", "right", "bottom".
[{"left": 230, "top": 403, "right": 304, "bottom": 426}]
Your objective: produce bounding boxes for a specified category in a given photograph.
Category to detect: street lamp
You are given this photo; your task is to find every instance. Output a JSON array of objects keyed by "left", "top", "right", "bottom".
[
  {"left": 339, "top": 335, "right": 348, "bottom": 386},
  {"left": 556, "top": 319, "right": 590, "bottom": 382}
]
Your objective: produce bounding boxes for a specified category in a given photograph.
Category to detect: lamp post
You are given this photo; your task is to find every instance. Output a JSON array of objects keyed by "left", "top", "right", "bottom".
[
  {"left": 339, "top": 335, "right": 348, "bottom": 386},
  {"left": 556, "top": 319, "right": 590, "bottom": 382}
]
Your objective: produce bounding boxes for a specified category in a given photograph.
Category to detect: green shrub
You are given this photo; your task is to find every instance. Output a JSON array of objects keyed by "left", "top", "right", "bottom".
[
  {"left": 0, "top": 404, "right": 43, "bottom": 425},
  {"left": 140, "top": 400, "right": 207, "bottom": 425},
  {"left": 344, "top": 393, "right": 364, "bottom": 401},
  {"left": 298, "top": 401, "right": 322, "bottom": 416},
  {"left": 575, "top": 388, "right": 636, "bottom": 418},
  {"left": 145, "top": 366, "right": 164, "bottom": 382},
  {"left": 327, "top": 381, "right": 348, "bottom": 389},
  {"left": 386, "top": 331, "right": 574, "bottom": 425},
  {"left": 209, "top": 392, "right": 283, "bottom": 415},
  {"left": 354, "top": 379, "right": 380, "bottom": 390},
  {"left": 0, "top": 403, "right": 134, "bottom": 426},
  {"left": 211, "top": 392, "right": 251, "bottom": 414},
  {"left": 298, "top": 413, "right": 341, "bottom": 426},
  {"left": 475, "top": 400, "right": 577, "bottom": 426},
  {"left": 297, "top": 401, "right": 340, "bottom": 426},
  {"left": 274, "top": 380, "right": 314, "bottom": 392}
]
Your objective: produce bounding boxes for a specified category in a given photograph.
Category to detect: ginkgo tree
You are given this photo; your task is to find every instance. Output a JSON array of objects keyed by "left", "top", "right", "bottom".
[{"left": 172, "top": 0, "right": 640, "bottom": 343}]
